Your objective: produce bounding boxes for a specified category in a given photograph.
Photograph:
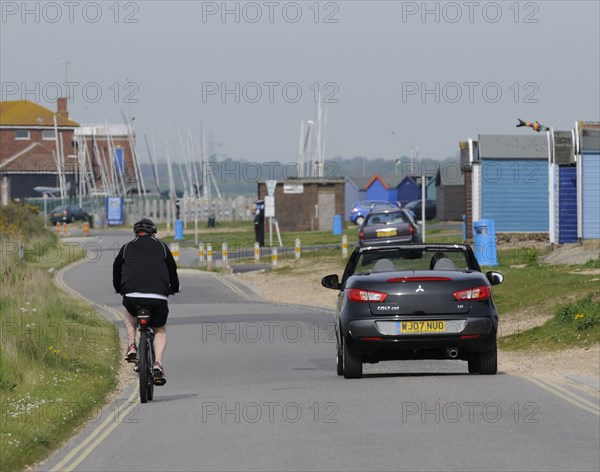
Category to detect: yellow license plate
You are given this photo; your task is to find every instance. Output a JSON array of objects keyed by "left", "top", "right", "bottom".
[
  {"left": 399, "top": 321, "right": 446, "bottom": 334},
  {"left": 376, "top": 229, "right": 397, "bottom": 237}
]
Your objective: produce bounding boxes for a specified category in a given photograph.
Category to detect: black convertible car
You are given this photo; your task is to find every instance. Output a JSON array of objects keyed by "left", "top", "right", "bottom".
[{"left": 321, "top": 244, "right": 504, "bottom": 379}]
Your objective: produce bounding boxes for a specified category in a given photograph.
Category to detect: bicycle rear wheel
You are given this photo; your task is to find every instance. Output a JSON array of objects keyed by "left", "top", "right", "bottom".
[
  {"left": 147, "top": 334, "right": 154, "bottom": 401},
  {"left": 139, "top": 332, "right": 154, "bottom": 403}
]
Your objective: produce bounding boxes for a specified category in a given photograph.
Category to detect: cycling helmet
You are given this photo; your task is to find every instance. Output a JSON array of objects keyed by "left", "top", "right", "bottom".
[{"left": 133, "top": 218, "right": 157, "bottom": 235}]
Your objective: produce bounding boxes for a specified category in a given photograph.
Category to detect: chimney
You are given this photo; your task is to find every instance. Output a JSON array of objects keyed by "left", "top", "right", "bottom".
[{"left": 57, "top": 97, "right": 68, "bottom": 119}]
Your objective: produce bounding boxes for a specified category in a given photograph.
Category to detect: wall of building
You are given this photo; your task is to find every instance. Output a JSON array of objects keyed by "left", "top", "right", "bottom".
[{"left": 258, "top": 179, "right": 345, "bottom": 231}]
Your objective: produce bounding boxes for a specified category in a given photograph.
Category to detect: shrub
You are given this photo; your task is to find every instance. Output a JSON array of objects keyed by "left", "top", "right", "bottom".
[{"left": 556, "top": 294, "right": 600, "bottom": 331}]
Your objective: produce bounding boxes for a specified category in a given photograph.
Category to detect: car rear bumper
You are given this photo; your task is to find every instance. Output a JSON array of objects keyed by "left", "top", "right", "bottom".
[{"left": 344, "top": 317, "right": 497, "bottom": 359}]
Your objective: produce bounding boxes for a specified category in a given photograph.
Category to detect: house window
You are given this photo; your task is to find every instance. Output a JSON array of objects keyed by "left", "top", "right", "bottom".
[
  {"left": 15, "top": 130, "right": 30, "bottom": 140},
  {"left": 42, "top": 130, "right": 56, "bottom": 140}
]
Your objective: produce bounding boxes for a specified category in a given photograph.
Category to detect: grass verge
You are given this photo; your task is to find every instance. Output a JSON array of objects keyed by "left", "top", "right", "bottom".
[
  {"left": 499, "top": 293, "right": 600, "bottom": 351},
  {"left": 0, "top": 204, "right": 120, "bottom": 472}
]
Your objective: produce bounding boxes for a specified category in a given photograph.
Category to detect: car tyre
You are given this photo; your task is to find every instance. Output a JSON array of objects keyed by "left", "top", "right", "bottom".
[
  {"left": 355, "top": 216, "right": 364, "bottom": 226},
  {"left": 467, "top": 357, "right": 479, "bottom": 374},
  {"left": 343, "top": 340, "right": 362, "bottom": 379},
  {"left": 336, "top": 338, "right": 344, "bottom": 376},
  {"left": 476, "top": 343, "right": 497, "bottom": 375}
]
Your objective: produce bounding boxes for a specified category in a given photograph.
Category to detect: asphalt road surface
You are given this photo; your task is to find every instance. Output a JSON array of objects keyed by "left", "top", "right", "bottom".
[{"left": 39, "top": 232, "right": 599, "bottom": 472}]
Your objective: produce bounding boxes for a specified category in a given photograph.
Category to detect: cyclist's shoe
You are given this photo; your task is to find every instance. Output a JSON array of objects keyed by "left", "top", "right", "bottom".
[
  {"left": 125, "top": 344, "right": 137, "bottom": 362},
  {"left": 153, "top": 362, "right": 166, "bottom": 386}
]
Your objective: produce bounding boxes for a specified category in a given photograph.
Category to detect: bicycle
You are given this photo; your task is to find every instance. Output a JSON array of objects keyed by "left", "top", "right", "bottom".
[{"left": 133, "top": 307, "right": 155, "bottom": 403}]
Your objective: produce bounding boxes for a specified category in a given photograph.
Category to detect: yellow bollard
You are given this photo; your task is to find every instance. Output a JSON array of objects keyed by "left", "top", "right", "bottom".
[
  {"left": 56, "top": 222, "right": 60, "bottom": 235},
  {"left": 254, "top": 242, "right": 260, "bottom": 262},
  {"left": 207, "top": 243, "right": 213, "bottom": 271},
  {"left": 63, "top": 222, "right": 68, "bottom": 236},
  {"left": 199, "top": 242, "right": 205, "bottom": 265},
  {"left": 342, "top": 235, "right": 348, "bottom": 258},
  {"left": 295, "top": 238, "right": 301, "bottom": 260},
  {"left": 222, "top": 242, "right": 228, "bottom": 267},
  {"left": 272, "top": 247, "right": 278, "bottom": 268},
  {"left": 83, "top": 222, "right": 90, "bottom": 236},
  {"left": 170, "top": 242, "right": 180, "bottom": 263}
]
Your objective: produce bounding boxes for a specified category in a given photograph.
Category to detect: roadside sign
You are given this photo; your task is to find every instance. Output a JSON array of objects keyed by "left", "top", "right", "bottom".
[
  {"left": 284, "top": 183, "right": 304, "bottom": 194},
  {"left": 106, "top": 196, "right": 124, "bottom": 225},
  {"left": 265, "top": 180, "right": 277, "bottom": 196},
  {"left": 264, "top": 196, "right": 275, "bottom": 217}
]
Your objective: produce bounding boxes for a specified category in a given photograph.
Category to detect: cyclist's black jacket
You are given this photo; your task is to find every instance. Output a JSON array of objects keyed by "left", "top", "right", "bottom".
[{"left": 113, "top": 235, "right": 180, "bottom": 296}]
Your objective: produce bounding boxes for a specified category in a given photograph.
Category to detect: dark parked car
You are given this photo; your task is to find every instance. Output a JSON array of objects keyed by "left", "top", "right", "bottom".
[
  {"left": 321, "top": 244, "right": 504, "bottom": 378},
  {"left": 49, "top": 205, "right": 91, "bottom": 225},
  {"left": 404, "top": 199, "right": 436, "bottom": 221},
  {"left": 350, "top": 200, "right": 400, "bottom": 225},
  {"left": 358, "top": 209, "right": 421, "bottom": 246}
]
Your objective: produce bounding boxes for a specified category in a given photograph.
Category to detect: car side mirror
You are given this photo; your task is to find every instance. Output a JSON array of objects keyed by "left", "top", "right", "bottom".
[
  {"left": 321, "top": 274, "right": 340, "bottom": 290},
  {"left": 486, "top": 271, "right": 504, "bottom": 286}
]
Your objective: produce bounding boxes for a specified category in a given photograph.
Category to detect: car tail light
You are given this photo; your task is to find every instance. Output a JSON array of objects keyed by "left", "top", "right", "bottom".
[
  {"left": 361, "top": 337, "right": 382, "bottom": 341},
  {"left": 409, "top": 224, "right": 415, "bottom": 234},
  {"left": 452, "top": 286, "right": 491, "bottom": 301},
  {"left": 347, "top": 288, "right": 387, "bottom": 302},
  {"left": 388, "top": 276, "right": 452, "bottom": 283},
  {"left": 358, "top": 229, "right": 365, "bottom": 240}
]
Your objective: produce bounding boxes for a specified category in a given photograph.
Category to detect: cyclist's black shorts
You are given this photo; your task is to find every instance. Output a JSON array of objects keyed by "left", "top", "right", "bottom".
[{"left": 122, "top": 296, "right": 169, "bottom": 328}]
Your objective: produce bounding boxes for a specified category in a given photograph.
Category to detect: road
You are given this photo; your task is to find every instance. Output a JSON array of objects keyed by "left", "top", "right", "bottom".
[{"left": 39, "top": 232, "right": 599, "bottom": 471}]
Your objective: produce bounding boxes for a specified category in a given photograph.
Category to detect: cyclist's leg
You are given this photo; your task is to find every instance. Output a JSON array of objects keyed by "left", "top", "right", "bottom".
[
  {"left": 124, "top": 310, "right": 137, "bottom": 346},
  {"left": 153, "top": 326, "right": 167, "bottom": 365},
  {"left": 121, "top": 297, "right": 138, "bottom": 349},
  {"left": 150, "top": 299, "right": 169, "bottom": 367}
]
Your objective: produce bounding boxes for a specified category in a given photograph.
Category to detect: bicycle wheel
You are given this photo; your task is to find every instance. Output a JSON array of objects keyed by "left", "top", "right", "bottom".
[
  {"left": 139, "top": 332, "right": 152, "bottom": 403},
  {"left": 147, "top": 334, "right": 155, "bottom": 401}
]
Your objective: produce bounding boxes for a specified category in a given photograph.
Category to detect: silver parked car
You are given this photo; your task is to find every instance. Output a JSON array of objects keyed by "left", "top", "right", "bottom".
[{"left": 358, "top": 209, "right": 421, "bottom": 247}]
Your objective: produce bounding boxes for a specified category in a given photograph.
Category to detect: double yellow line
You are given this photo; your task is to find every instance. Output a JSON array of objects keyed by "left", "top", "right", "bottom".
[
  {"left": 203, "top": 270, "right": 252, "bottom": 300},
  {"left": 50, "top": 386, "right": 139, "bottom": 472},
  {"left": 526, "top": 376, "right": 600, "bottom": 416},
  {"left": 51, "top": 261, "right": 138, "bottom": 471}
]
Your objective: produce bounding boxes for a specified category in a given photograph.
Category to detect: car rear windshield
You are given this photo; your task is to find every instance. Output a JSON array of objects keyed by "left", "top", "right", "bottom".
[
  {"left": 365, "top": 212, "right": 408, "bottom": 226},
  {"left": 355, "top": 247, "right": 469, "bottom": 273}
]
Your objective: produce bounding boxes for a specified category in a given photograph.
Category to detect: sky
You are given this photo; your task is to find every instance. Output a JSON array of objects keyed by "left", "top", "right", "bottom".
[{"left": 2, "top": 0, "right": 599, "bottom": 165}]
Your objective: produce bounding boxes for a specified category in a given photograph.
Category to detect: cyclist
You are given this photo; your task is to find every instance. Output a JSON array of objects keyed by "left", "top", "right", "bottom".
[{"left": 113, "top": 218, "right": 180, "bottom": 385}]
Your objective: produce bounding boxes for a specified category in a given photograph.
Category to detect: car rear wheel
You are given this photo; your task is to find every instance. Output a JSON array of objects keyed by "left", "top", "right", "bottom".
[
  {"left": 336, "top": 344, "right": 344, "bottom": 376},
  {"left": 355, "top": 216, "right": 364, "bottom": 226},
  {"left": 476, "top": 343, "right": 497, "bottom": 375},
  {"left": 467, "top": 357, "right": 478, "bottom": 374},
  {"left": 343, "top": 340, "right": 362, "bottom": 379}
]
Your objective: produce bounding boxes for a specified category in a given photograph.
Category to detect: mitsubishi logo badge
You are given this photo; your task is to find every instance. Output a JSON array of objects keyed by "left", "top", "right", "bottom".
[{"left": 415, "top": 285, "right": 424, "bottom": 293}]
